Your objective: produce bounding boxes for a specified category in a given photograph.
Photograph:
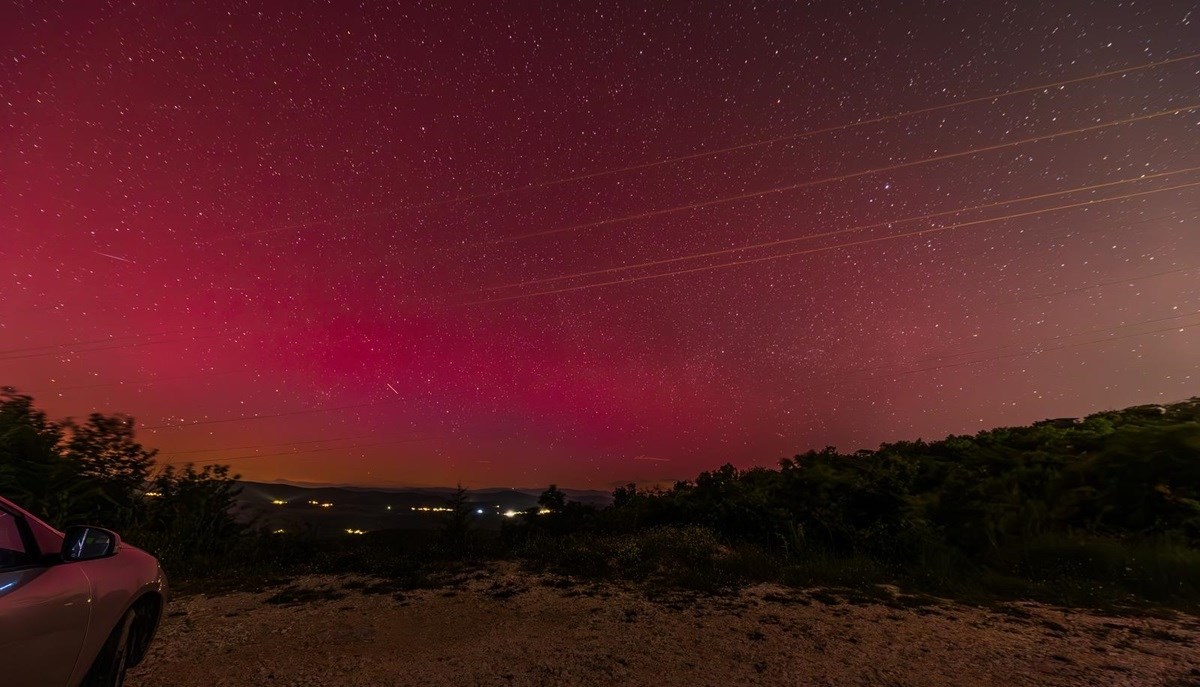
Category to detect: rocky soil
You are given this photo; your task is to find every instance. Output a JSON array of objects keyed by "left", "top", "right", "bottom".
[{"left": 130, "top": 564, "right": 1200, "bottom": 687}]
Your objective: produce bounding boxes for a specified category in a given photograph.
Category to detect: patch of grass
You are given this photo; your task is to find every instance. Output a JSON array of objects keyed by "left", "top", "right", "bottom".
[
  {"left": 540, "top": 575, "right": 577, "bottom": 589},
  {"left": 762, "top": 592, "right": 810, "bottom": 606},
  {"left": 1040, "top": 619, "right": 1069, "bottom": 635},
  {"left": 988, "top": 602, "right": 1036, "bottom": 619},
  {"left": 516, "top": 526, "right": 781, "bottom": 592},
  {"left": 487, "top": 580, "right": 528, "bottom": 599},
  {"left": 1130, "top": 627, "right": 1190, "bottom": 643},
  {"left": 781, "top": 552, "right": 890, "bottom": 590},
  {"left": 171, "top": 524, "right": 1200, "bottom": 616},
  {"left": 891, "top": 593, "right": 941, "bottom": 609},
  {"left": 808, "top": 590, "right": 841, "bottom": 606},
  {"left": 1006, "top": 535, "right": 1200, "bottom": 608},
  {"left": 264, "top": 585, "right": 347, "bottom": 606}
]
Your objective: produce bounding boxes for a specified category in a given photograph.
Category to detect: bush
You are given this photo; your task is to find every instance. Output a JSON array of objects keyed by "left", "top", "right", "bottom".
[
  {"left": 5, "top": 388, "right": 1200, "bottom": 609},
  {"left": 514, "top": 526, "right": 780, "bottom": 592},
  {"left": 1005, "top": 534, "right": 1200, "bottom": 605},
  {"left": 781, "top": 552, "right": 890, "bottom": 589}
]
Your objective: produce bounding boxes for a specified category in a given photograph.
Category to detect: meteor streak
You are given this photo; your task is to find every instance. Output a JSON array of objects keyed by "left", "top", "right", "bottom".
[{"left": 93, "top": 251, "right": 136, "bottom": 264}]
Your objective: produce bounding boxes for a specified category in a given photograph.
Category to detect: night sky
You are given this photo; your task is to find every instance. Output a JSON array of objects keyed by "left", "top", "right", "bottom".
[{"left": 3, "top": 1, "right": 1198, "bottom": 489}]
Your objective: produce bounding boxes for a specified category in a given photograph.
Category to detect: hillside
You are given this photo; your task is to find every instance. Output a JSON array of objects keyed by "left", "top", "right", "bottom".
[{"left": 232, "top": 481, "right": 612, "bottom": 535}]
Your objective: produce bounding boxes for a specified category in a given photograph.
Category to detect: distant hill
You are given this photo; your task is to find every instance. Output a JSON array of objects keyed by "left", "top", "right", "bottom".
[
  {"left": 237, "top": 480, "right": 611, "bottom": 506},
  {"left": 232, "top": 480, "right": 612, "bottom": 536}
]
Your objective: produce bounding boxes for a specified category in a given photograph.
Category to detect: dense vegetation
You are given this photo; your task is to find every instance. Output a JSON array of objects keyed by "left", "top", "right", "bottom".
[
  {"left": 0, "top": 387, "right": 244, "bottom": 571},
  {"left": 509, "top": 399, "right": 1200, "bottom": 607},
  {"left": 2, "top": 385, "right": 1198, "bottom": 609}
]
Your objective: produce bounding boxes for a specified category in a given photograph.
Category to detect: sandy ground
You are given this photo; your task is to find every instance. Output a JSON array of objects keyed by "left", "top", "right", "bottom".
[{"left": 129, "top": 564, "right": 1200, "bottom": 687}]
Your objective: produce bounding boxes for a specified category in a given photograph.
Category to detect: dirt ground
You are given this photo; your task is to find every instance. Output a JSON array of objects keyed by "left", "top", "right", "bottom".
[{"left": 129, "top": 564, "right": 1200, "bottom": 687}]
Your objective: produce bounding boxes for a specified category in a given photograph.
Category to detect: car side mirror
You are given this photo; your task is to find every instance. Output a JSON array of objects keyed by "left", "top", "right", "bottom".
[{"left": 61, "top": 526, "right": 120, "bottom": 562}]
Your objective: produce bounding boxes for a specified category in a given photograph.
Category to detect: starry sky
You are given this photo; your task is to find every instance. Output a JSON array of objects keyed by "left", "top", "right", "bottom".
[{"left": 2, "top": 1, "right": 1198, "bottom": 489}]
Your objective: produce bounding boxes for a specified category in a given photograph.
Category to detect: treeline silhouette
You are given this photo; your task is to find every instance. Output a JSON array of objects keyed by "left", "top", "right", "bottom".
[
  {"left": 508, "top": 399, "right": 1200, "bottom": 606},
  {"left": 2, "top": 385, "right": 1197, "bottom": 607},
  {"left": 0, "top": 387, "right": 244, "bottom": 569}
]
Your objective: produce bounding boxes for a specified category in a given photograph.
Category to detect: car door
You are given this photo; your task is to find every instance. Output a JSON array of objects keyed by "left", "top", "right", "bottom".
[{"left": 0, "top": 506, "right": 92, "bottom": 687}]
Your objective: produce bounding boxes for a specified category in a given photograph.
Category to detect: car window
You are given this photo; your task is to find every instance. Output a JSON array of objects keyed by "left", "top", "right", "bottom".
[{"left": 0, "top": 511, "right": 33, "bottom": 571}]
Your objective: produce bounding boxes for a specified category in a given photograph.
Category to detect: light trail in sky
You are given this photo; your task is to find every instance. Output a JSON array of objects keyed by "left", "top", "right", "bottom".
[
  {"left": 205, "top": 51, "right": 1200, "bottom": 244},
  {"left": 472, "top": 165, "right": 1200, "bottom": 293},
  {"left": 474, "top": 102, "right": 1200, "bottom": 245},
  {"left": 452, "top": 179, "right": 1200, "bottom": 307}
]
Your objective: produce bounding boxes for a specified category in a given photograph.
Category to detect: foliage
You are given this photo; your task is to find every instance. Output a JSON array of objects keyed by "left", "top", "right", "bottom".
[
  {"left": 538, "top": 484, "right": 566, "bottom": 511},
  {"left": 62, "top": 413, "right": 158, "bottom": 530},
  {"left": 510, "top": 397, "right": 1200, "bottom": 607},
  {"left": 0, "top": 388, "right": 100, "bottom": 525},
  {"left": 440, "top": 483, "right": 474, "bottom": 555},
  {"left": 0, "top": 388, "right": 245, "bottom": 571},
  {"left": 3, "top": 386, "right": 1199, "bottom": 609},
  {"left": 131, "top": 463, "right": 245, "bottom": 571}
]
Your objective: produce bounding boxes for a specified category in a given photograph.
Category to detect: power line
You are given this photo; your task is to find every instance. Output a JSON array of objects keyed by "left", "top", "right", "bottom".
[
  {"left": 472, "top": 165, "right": 1200, "bottom": 293},
  {"left": 24, "top": 369, "right": 246, "bottom": 395},
  {"left": 1007, "top": 264, "right": 1200, "bottom": 303},
  {"left": 0, "top": 332, "right": 231, "bottom": 363},
  {"left": 761, "top": 308, "right": 1200, "bottom": 394},
  {"left": 879, "top": 320, "right": 1200, "bottom": 383},
  {"left": 473, "top": 102, "right": 1200, "bottom": 245},
  {"left": 708, "top": 223, "right": 1195, "bottom": 329},
  {"left": 165, "top": 435, "right": 378, "bottom": 455},
  {"left": 159, "top": 436, "right": 437, "bottom": 465},
  {"left": 789, "top": 314, "right": 1200, "bottom": 396},
  {"left": 0, "top": 327, "right": 219, "bottom": 357},
  {"left": 205, "top": 50, "right": 1200, "bottom": 243},
  {"left": 451, "top": 179, "right": 1200, "bottom": 307},
  {"left": 142, "top": 398, "right": 406, "bottom": 431},
  {"left": 848, "top": 309, "right": 1200, "bottom": 379}
]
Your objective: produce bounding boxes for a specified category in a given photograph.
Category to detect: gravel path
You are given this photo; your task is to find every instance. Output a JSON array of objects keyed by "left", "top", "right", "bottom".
[{"left": 129, "top": 565, "right": 1200, "bottom": 687}]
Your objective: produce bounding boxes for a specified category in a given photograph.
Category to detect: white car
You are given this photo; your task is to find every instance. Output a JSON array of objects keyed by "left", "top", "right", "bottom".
[{"left": 0, "top": 495, "right": 168, "bottom": 687}]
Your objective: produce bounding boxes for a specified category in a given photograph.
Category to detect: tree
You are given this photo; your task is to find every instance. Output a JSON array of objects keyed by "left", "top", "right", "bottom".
[
  {"left": 136, "top": 463, "right": 244, "bottom": 570},
  {"left": 0, "top": 387, "right": 95, "bottom": 525},
  {"left": 63, "top": 413, "right": 157, "bottom": 527},
  {"left": 442, "top": 483, "right": 472, "bottom": 554},
  {"left": 612, "top": 483, "right": 638, "bottom": 508},
  {"left": 538, "top": 484, "right": 566, "bottom": 511}
]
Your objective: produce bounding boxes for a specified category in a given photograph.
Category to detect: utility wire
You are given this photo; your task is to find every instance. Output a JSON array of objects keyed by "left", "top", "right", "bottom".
[
  {"left": 474, "top": 102, "right": 1200, "bottom": 245},
  {"left": 472, "top": 165, "right": 1200, "bottom": 293},
  {"left": 142, "top": 398, "right": 406, "bottom": 431},
  {"left": 159, "top": 436, "right": 437, "bottom": 465},
  {"left": 0, "top": 333, "right": 232, "bottom": 363},
  {"left": 451, "top": 179, "right": 1200, "bottom": 306},
  {"left": 207, "top": 50, "right": 1200, "bottom": 243}
]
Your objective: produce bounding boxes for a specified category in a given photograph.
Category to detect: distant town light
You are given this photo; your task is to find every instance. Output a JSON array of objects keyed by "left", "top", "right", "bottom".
[
  {"left": 271, "top": 499, "right": 286, "bottom": 505},
  {"left": 319, "top": 502, "right": 333, "bottom": 508},
  {"left": 144, "top": 491, "right": 163, "bottom": 498},
  {"left": 345, "top": 528, "right": 366, "bottom": 535},
  {"left": 538, "top": 508, "right": 552, "bottom": 515},
  {"left": 475, "top": 508, "right": 484, "bottom": 514},
  {"left": 502, "top": 510, "right": 519, "bottom": 518},
  {"left": 411, "top": 506, "right": 453, "bottom": 512},
  {"left": 272, "top": 528, "right": 286, "bottom": 534}
]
